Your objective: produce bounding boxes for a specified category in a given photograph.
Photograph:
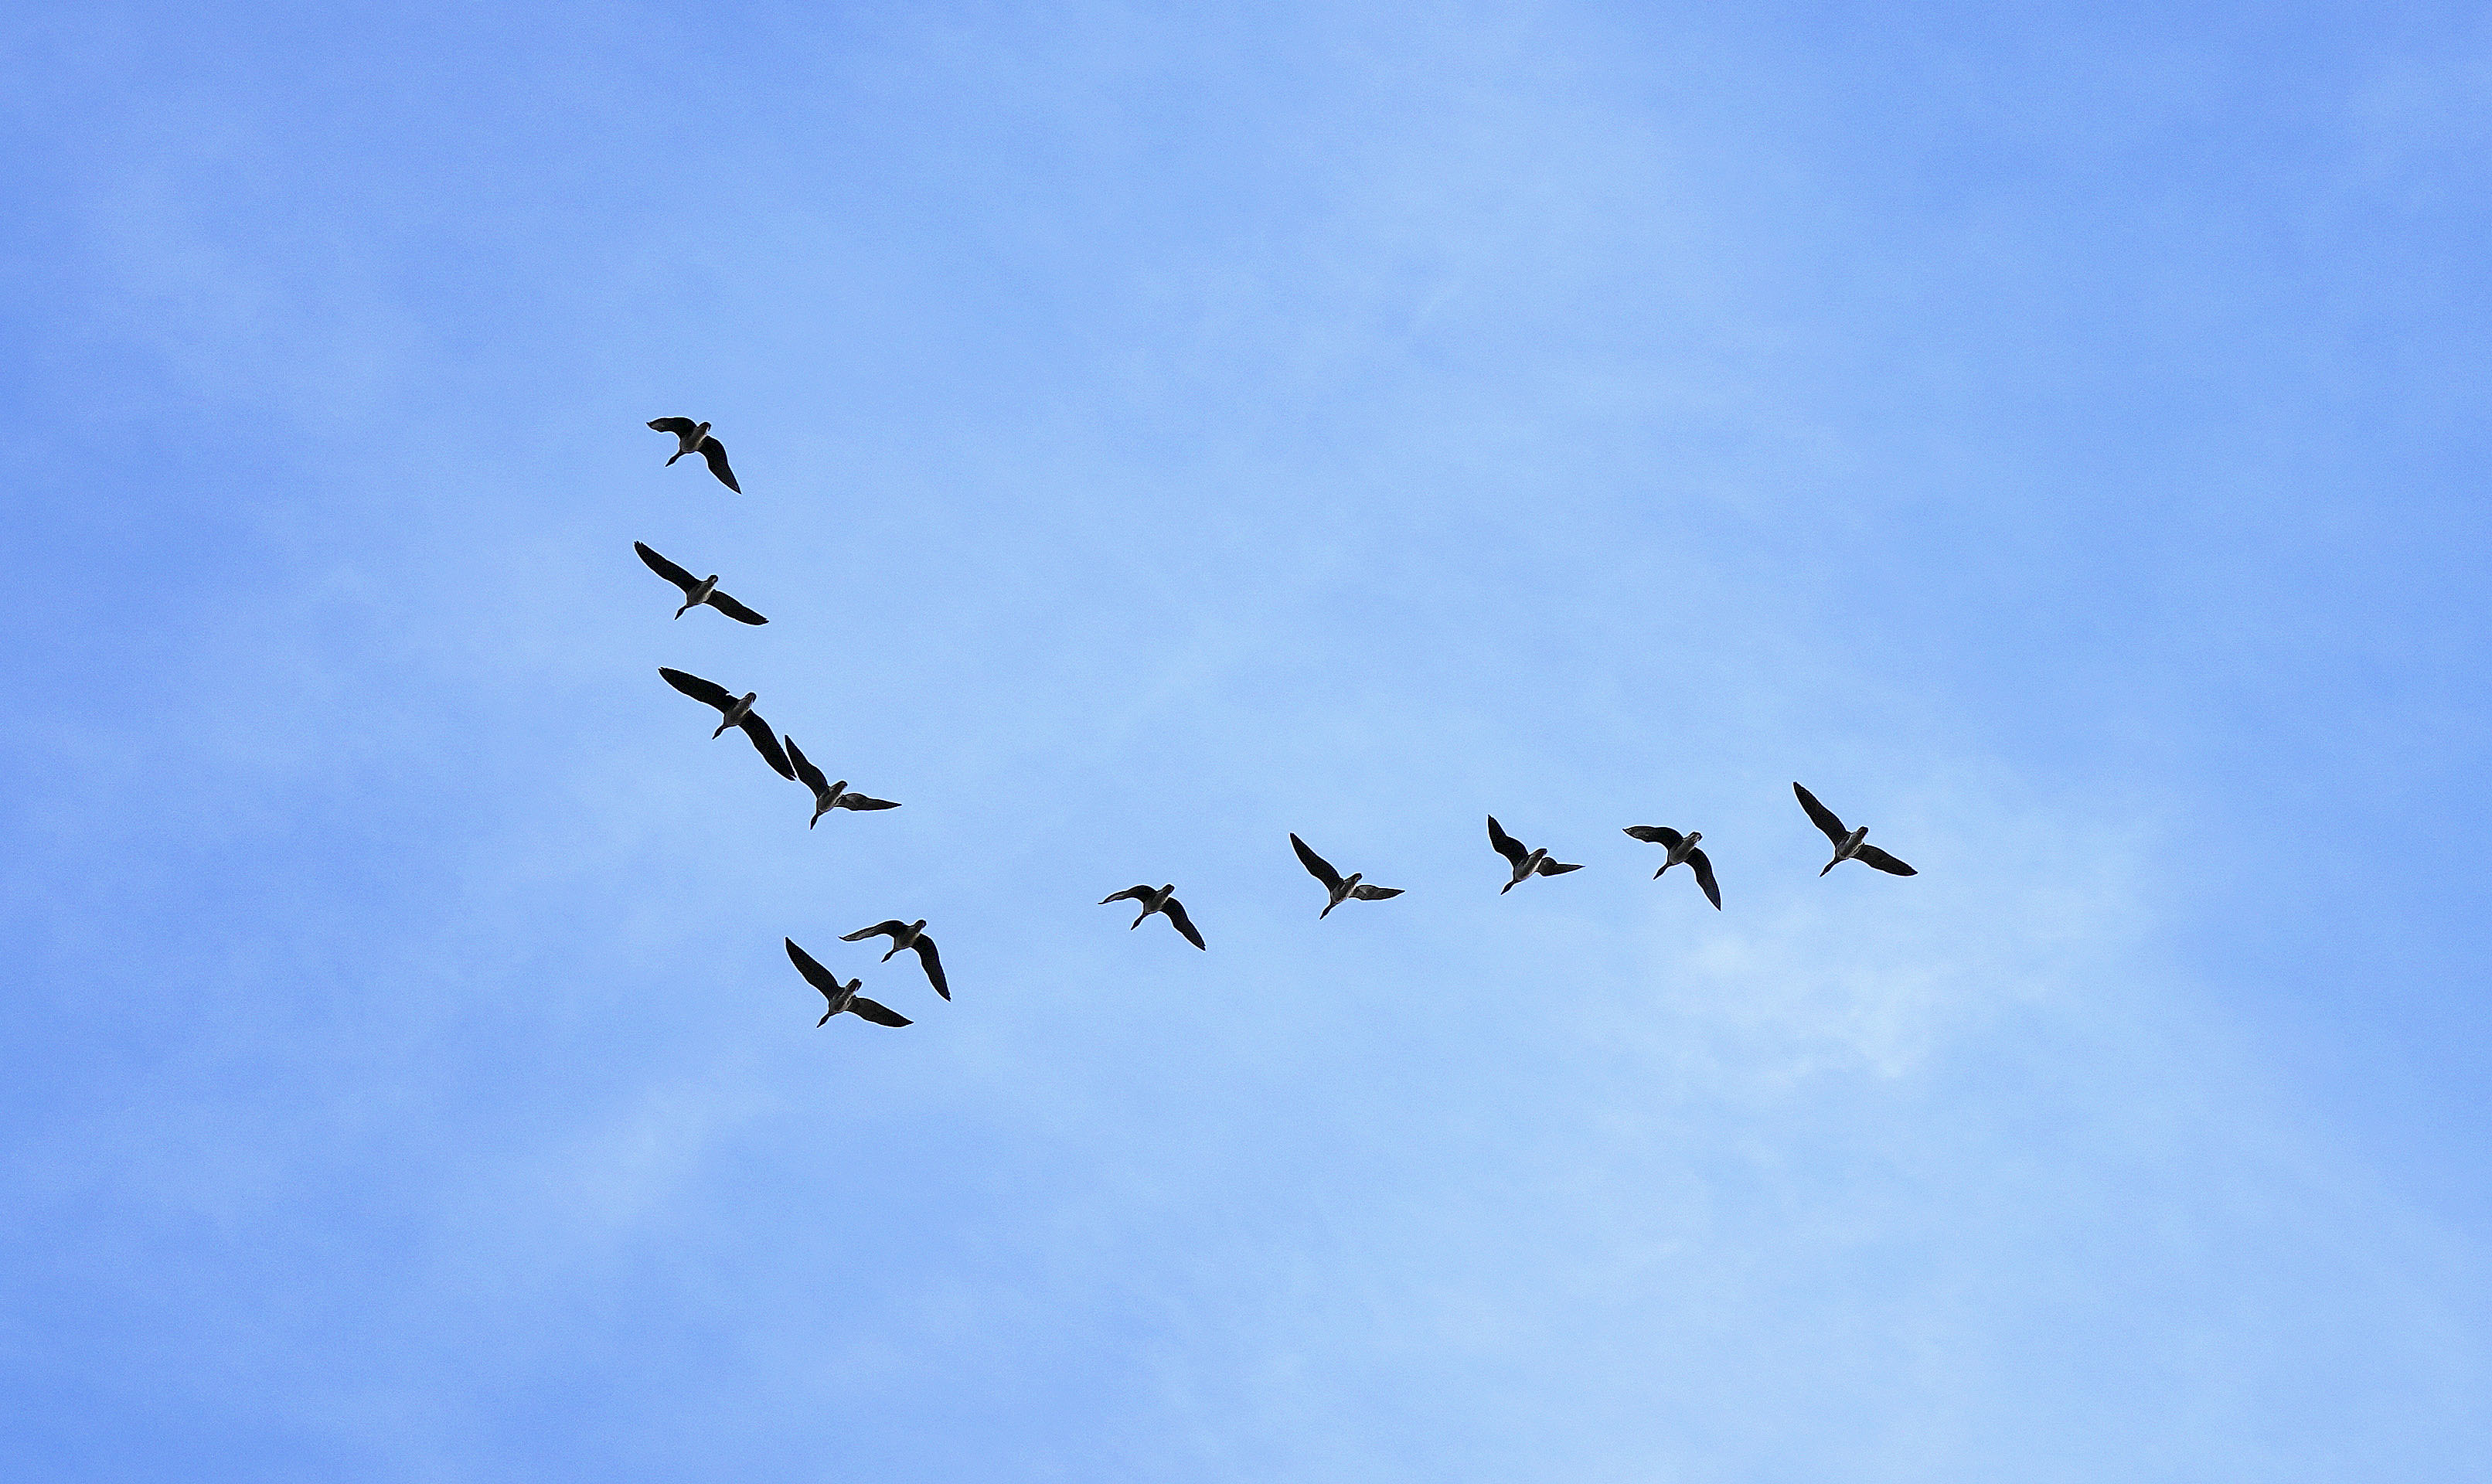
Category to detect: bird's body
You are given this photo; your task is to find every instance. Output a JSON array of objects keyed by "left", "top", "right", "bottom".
[
  {"left": 1622, "top": 825, "right": 1722, "bottom": 908},
  {"left": 1792, "top": 782, "right": 1917, "bottom": 877},
  {"left": 785, "top": 738, "right": 899, "bottom": 827},
  {"left": 635, "top": 543, "right": 767, "bottom": 624},
  {"left": 1099, "top": 883, "right": 1206, "bottom": 948},
  {"left": 842, "top": 919, "right": 948, "bottom": 999},
  {"left": 657, "top": 666, "right": 795, "bottom": 779},
  {"left": 1290, "top": 833, "right": 1404, "bottom": 918},
  {"left": 646, "top": 417, "right": 741, "bottom": 492},
  {"left": 785, "top": 938, "right": 910, "bottom": 1027},
  {"left": 1487, "top": 815, "right": 1583, "bottom": 893}
]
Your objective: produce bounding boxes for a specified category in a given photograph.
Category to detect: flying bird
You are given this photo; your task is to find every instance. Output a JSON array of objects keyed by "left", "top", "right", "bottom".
[
  {"left": 1622, "top": 825, "right": 1722, "bottom": 909},
  {"left": 1290, "top": 833, "right": 1404, "bottom": 918},
  {"left": 1486, "top": 815, "right": 1583, "bottom": 893},
  {"left": 634, "top": 542, "right": 768, "bottom": 624},
  {"left": 657, "top": 666, "right": 795, "bottom": 780},
  {"left": 646, "top": 417, "right": 740, "bottom": 492},
  {"left": 1793, "top": 782, "right": 1918, "bottom": 877},
  {"left": 785, "top": 737, "right": 899, "bottom": 827},
  {"left": 842, "top": 919, "right": 948, "bottom": 1000},
  {"left": 785, "top": 938, "right": 911, "bottom": 1027},
  {"left": 1099, "top": 884, "right": 1206, "bottom": 949}
]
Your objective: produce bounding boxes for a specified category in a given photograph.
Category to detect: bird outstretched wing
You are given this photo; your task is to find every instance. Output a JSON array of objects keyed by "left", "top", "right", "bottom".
[
  {"left": 1291, "top": 834, "right": 1345, "bottom": 892},
  {"left": 1099, "top": 886, "right": 1152, "bottom": 905},
  {"left": 1623, "top": 825, "right": 1684, "bottom": 849},
  {"left": 1350, "top": 884, "right": 1403, "bottom": 900},
  {"left": 659, "top": 666, "right": 736, "bottom": 713},
  {"left": 648, "top": 417, "right": 701, "bottom": 437},
  {"left": 846, "top": 996, "right": 912, "bottom": 1027},
  {"left": 699, "top": 437, "right": 740, "bottom": 492},
  {"left": 738, "top": 712, "right": 795, "bottom": 779},
  {"left": 1854, "top": 844, "right": 1917, "bottom": 876},
  {"left": 1486, "top": 815, "right": 1528, "bottom": 867},
  {"left": 834, "top": 793, "right": 900, "bottom": 811},
  {"left": 785, "top": 938, "right": 841, "bottom": 996},
  {"left": 1162, "top": 897, "right": 1206, "bottom": 950},
  {"left": 1535, "top": 859, "right": 1584, "bottom": 877},
  {"left": 635, "top": 541, "right": 700, "bottom": 594},
  {"left": 1687, "top": 849, "right": 1723, "bottom": 909},
  {"left": 1792, "top": 782, "right": 1849, "bottom": 845},
  {"left": 783, "top": 737, "right": 829, "bottom": 795},
  {"left": 703, "top": 590, "right": 768, "bottom": 625},
  {"left": 910, "top": 937, "right": 948, "bottom": 1000},
  {"left": 843, "top": 921, "right": 911, "bottom": 943}
]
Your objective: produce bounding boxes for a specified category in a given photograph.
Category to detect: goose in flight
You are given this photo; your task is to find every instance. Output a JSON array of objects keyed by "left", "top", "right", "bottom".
[
  {"left": 646, "top": 417, "right": 740, "bottom": 493},
  {"left": 657, "top": 666, "right": 795, "bottom": 779},
  {"left": 1793, "top": 782, "right": 1918, "bottom": 877},
  {"left": 842, "top": 919, "right": 948, "bottom": 1000},
  {"left": 785, "top": 738, "right": 899, "bottom": 828},
  {"left": 1099, "top": 884, "right": 1206, "bottom": 949},
  {"left": 1290, "top": 833, "right": 1404, "bottom": 918},
  {"left": 634, "top": 542, "right": 768, "bottom": 624},
  {"left": 785, "top": 939, "right": 911, "bottom": 1026},
  {"left": 1622, "top": 825, "right": 1722, "bottom": 909},
  {"left": 1487, "top": 815, "right": 1583, "bottom": 893}
]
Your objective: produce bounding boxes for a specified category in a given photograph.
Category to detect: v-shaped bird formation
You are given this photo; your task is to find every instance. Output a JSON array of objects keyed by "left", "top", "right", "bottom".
[{"left": 637, "top": 416, "right": 1922, "bottom": 1029}]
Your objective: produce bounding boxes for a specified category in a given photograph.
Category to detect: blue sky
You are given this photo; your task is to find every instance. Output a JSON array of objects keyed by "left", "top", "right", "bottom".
[{"left": 5, "top": 2, "right": 2490, "bottom": 1477}]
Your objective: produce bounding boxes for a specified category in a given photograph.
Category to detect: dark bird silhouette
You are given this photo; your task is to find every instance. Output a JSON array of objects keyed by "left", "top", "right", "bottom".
[
  {"left": 1623, "top": 825, "right": 1722, "bottom": 908},
  {"left": 635, "top": 542, "right": 768, "bottom": 624},
  {"left": 785, "top": 938, "right": 911, "bottom": 1027},
  {"left": 1099, "top": 884, "right": 1206, "bottom": 949},
  {"left": 657, "top": 666, "right": 795, "bottom": 779},
  {"left": 785, "top": 737, "right": 899, "bottom": 828},
  {"left": 1486, "top": 815, "right": 1583, "bottom": 893},
  {"left": 646, "top": 417, "right": 740, "bottom": 492},
  {"left": 1290, "top": 834, "right": 1404, "bottom": 918},
  {"left": 842, "top": 919, "right": 948, "bottom": 1000},
  {"left": 1793, "top": 782, "right": 1918, "bottom": 877}
]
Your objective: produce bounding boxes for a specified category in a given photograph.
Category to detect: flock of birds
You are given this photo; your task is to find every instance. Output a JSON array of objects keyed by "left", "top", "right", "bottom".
[{"left": 640, "top": 415, "right": 1919, "bottom": 1030}]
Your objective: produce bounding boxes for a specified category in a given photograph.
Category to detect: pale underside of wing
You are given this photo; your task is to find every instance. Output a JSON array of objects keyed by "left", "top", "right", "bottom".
[
  {"left": 1486, "top": 815, "right": 1528, "bottom": 866},
  {"left": 1792, "top": 782, "right": 1850, "bottom": 845},
  {"left": 1350, "top": 884, "right": 1402, "bottom": 900},
  {"left": 910, "top": 938, "right": 949, "bottom": 999},
  {"left": 1623, "top": 825, "right": 1684, "bottom": 849},
  {"left": 1535, "top": 859, "right": 1583, "bottom": 876},
  {"left": 699, "top": 437, "right": 740, "bottom": 492},
  {"left": 846, "top": 996, "right": 912, "bottom": 1027},
  {"left": 648, "top": 416, "right": 701, "bottom": 437},
  {"left": 1162, "top": 897, "right": 1206, "bottom": 949},
  {"left": 834, "top": 794, "right": 899, "bottom": 811},
  {"left": 704, "top": 590, "right": 768, "bottom": 625},
  {"left": 659, "top": 666, "right": 735, "bottom": 712},
  {"left": 1100, "top": 886, "right": 1152, "bottom": 905},
  {"left": 738, "top": 713, "right": 795, "bottom": 779},
  {"left": 635, "top": 541, "right": 700, "bottom": 593},
  {"left": 843, "top": 921, "right": 911, "bottom": 943},
  {"left": 1854, "top": 844, "right": 1917, "bottom": 876},
  {"left": 1687, "top": 849, "right": 1722, "bottom": 909},
  {"left": 1291, "top": 834, "right": 1346, "bottom": 892},
  {"left": 783, "top": 737, "right": 829, "bottom": 794}
]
